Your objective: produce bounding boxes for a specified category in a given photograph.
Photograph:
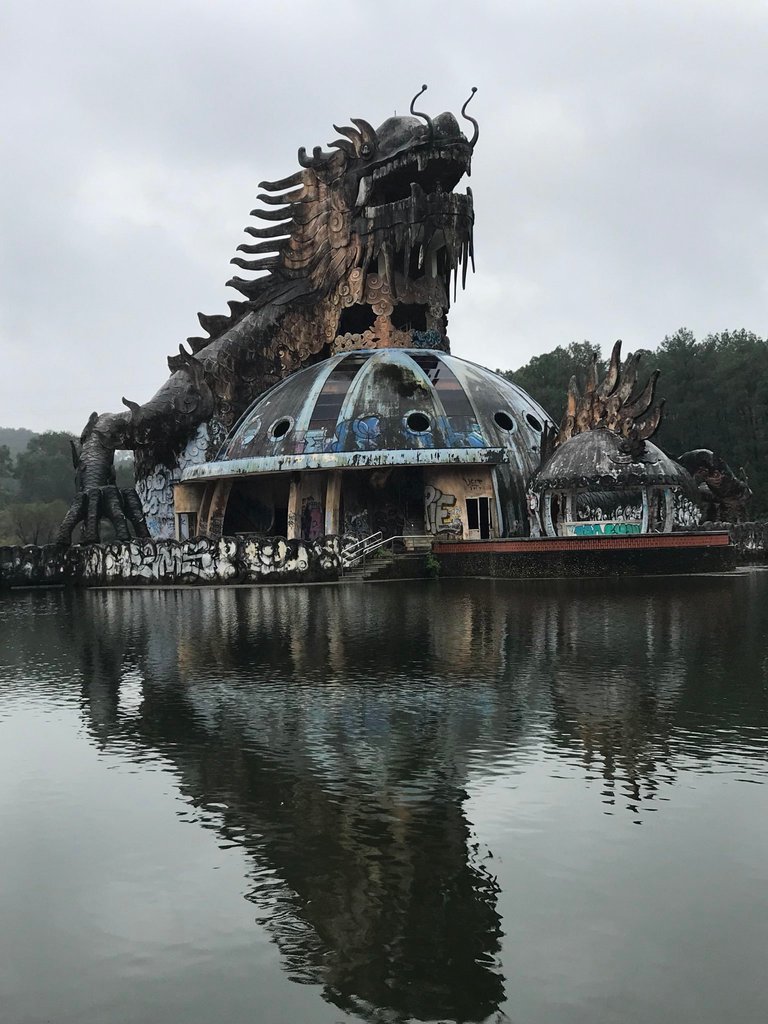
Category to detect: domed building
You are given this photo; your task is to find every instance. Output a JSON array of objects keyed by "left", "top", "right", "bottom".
[
  {"left": 529, "top": 341, "right": 700, "bottom": 537},
  {"left": 533, "top": 429, "right": 698, "bottom": 536},
  {"left": 174, "top": 347, "right": 554, "bottom": 543}
]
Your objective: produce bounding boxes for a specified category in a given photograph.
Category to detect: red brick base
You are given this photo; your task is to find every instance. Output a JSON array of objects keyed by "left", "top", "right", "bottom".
[{"left": 433, "top": 532, "right": 731, "bottom": 556}]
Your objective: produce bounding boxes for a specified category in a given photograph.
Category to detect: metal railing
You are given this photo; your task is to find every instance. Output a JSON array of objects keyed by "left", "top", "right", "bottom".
[
  {"left": 341, "top": 531, "right": 383, "bottom": 567},
  {"left": 341, "top": 533, "right": 433, "bottom": 571}
]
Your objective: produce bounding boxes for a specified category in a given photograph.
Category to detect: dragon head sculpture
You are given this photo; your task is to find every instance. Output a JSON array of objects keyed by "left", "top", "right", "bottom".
[{"left": 178, "top": 85, "right": 477, "bottom": 377}]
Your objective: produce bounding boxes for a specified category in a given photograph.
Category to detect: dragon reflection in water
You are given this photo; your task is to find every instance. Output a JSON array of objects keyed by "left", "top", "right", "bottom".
[{"left": 8, "top": 575, "right": 756, "bottom": 1021}]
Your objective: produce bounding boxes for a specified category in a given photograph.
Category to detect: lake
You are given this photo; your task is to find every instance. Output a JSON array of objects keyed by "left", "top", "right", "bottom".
[{"left": 1, "top": 573, "right": 767, "bottom": 1024}]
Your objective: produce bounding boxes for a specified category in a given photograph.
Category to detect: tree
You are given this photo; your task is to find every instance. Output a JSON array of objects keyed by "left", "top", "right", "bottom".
[
  {"left": 499, "top": 327, "right": 768, "bottom": 518},
  {"left": 500, "top": 341, "right": 605, "bottom": 421},
  {"left": 0, "top": 445, "right": 13, "bottom": 477},
  {"left": 0, "top": 500, "right": 70, "bottom": 546},
  {"left": 14, "top": 431, "right": 77, "bottom": 504}
]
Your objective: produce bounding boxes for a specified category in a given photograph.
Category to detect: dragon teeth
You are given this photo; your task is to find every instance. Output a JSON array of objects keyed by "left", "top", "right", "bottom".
[{"left": 356, "top": 176, "right": 372, "bottom": 206}]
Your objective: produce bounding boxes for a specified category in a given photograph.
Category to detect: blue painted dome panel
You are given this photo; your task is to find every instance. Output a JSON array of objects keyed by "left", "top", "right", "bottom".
[{"left": 218, "top": 349, "right": 554, "bottom": 468}]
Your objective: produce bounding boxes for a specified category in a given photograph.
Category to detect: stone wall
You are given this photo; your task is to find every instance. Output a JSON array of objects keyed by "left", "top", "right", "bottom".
[
  {"left": 0, "top": 536, "right": 342, "bottom": 589},
  {"left": 699, "top": 521, "right": 768, "bottom": 559},
  {"left": 434, "top": 542, "right": 736, "bottom": 580}
]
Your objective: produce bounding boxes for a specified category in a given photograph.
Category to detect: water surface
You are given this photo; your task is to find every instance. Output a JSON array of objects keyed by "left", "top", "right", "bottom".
[{"left": 1, "top": 573, "right": 767, "bottom": 1023}]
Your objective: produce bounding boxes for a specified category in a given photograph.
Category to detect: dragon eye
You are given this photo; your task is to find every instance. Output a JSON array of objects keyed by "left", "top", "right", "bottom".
[{"left": 361, "top": 143, "right": 372, "bottom": 157}]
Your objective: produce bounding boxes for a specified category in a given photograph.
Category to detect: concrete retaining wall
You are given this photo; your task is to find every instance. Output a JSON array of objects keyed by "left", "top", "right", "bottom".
[
  {"left": 1, "top": 521, "right": 766, "bottom": 590},
  {"left": 700, "top": 521, "right": 768, "bottom": 559},
  {"left": 0, "top": 536, "right": 342, "bottom": 589},
  {"left": 434, "top": 543, "right": 736, "bottom": 580}
]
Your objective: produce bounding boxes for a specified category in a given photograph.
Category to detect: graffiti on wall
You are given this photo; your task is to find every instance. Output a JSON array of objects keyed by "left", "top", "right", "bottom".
[
  {"left": 568, "top": 521, "right": 642, "bottom": 537},
  {"left": 674, "top": 492, "right": 702, "bottom": 529},
  {"left": 343, "top": 511, "right": 370, "bottom": 539},
  {"left": 0, "top": 536, "right": 342, "bottom": 588},
  {"left": 424, "top": 485, "right": 463, "bottom": 536},
  {"left": 81, "top": 538, "right": 239, "bottom": 582},
  {"left": 301, "top": 416, "right": 383, "bottom": 455},
  {"left": 301, "top": 497, "right": 324, "bottom": 540},
  {"left": 134, "top": 425, "right": 211, "bottom": 539}
]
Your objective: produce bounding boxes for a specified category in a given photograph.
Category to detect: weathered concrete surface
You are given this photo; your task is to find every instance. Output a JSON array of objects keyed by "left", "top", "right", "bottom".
[
  {"left": 0, "top": 536, "right": 342, "bottom": 589},
  {"left": 434, "top": 536, "right": 737, "bottom": 580},
  {"left": 700, "top": 521, "right": 768, "bottom": 559},
  {"left": 2, "top": 522, "right": 765, "bottom": 589}
]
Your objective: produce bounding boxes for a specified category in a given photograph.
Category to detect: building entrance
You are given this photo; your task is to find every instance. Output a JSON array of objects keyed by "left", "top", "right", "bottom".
[{"left": 466, "top": 496, "right": 491, "bottom": 540}]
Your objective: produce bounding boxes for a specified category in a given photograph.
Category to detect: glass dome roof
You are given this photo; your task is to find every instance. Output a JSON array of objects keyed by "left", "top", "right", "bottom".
[{"left": 182, "top": 348, "right": 554, "bottom": 480}]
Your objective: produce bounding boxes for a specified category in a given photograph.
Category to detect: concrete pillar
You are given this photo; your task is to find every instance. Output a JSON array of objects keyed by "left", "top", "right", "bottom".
[
  {"left": 325, "top": 471, "right": 342, "bottom": 536},
  {"left": 205, "top": 479, "right": 232, "bottom": 539},
  {"left": 173, "top": 482, "right": 203, "bottom": 540},
  {"left": 287, "top": 475, "right": 301, "bottom": 539}
]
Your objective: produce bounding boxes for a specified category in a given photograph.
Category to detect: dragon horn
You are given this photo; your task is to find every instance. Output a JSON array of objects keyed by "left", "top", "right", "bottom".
[
  {"left": 328, "top": 137, "right": 357, "bottom": 158},
  {"left": 410, "top": 84, "right": 434, "bottom": 143},
  {"left": 80, "top": 411, "right": 99, "bottom": 444},
  {"left": 461, "top": 87, "right": 479, "bottom": 149},
  {"left": 350, "top": 118, "right": 378, "bottom": 150},
  {"left": 122, "top": 397, "right": 141, "bottom": 416},
  {"left": 297, "top": 147, "right": 316, "bottom": 169},
  {"left": 633, "top": 400, "right": 665, "bottom": 440},
  {"left": 596, "top": 339, "right": 622, "bottom": 398},
  {"left": 298, "top": 145, "right": 335, "bottom": 169},
  {"left": 623, "top": 369, "right": 660, "bottom": 420}
]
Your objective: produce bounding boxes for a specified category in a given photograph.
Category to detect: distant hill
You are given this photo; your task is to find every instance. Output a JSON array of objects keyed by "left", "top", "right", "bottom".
[{"left": 0, "top": 427, "right": 36, "bottom": 457}]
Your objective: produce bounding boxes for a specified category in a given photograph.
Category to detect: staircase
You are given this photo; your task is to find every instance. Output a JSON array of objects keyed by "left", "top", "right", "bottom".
[
  {"left": 340, "top": 534, "right": 431, "bottom": 582},
  {"left": 340, "top": 547, "right": 396, "bottom": 582}
]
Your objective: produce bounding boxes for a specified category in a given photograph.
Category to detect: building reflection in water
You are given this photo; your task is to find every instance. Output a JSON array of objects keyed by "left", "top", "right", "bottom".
[{"left": 51, "top": 572, "right": 765, "bottom": 1022}]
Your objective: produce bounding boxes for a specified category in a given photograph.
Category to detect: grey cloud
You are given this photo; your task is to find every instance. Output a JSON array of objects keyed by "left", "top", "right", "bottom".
[{"left": 1, "top": 0, "right": 766, "bottom": 430}]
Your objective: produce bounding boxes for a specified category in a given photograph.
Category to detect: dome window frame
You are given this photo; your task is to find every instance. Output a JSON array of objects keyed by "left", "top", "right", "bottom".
[
  {"left": 269, "top": 416, "right": 294, "bottom": 440},
  {"left": 494, "top": 410, "right": 516, "bottom": 433},
  {"left": 240, "top": 418, "right": 262, "bottom": 446},
  {"left": 404, "top": 410, "right": 432, "bottom": 435}
]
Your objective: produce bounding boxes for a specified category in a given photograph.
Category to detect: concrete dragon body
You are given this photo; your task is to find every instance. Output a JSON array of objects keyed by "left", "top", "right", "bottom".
[{"left": 57, "top": 87, "right": 478, "bottom": 543}]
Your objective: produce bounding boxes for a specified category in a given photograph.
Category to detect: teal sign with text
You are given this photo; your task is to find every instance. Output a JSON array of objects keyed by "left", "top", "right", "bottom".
[{"left": 570, "top": 521, "right": 642, "bottom": 537}]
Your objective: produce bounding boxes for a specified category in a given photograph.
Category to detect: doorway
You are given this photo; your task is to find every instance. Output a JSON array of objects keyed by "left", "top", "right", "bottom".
[{"left": 466, "top": 496, "right": 491, "bottom": 540}]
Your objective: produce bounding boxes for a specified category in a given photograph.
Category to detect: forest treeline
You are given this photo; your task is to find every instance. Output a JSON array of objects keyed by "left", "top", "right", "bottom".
[
  {"left": 0, "top": 432, "right": 134, "bottom": 545},
  {"left": 1, "top": 326, "right": 765, "bottom": 542},
  {"left": 502, "top": 327, "right": 768, "bottom": 516}
]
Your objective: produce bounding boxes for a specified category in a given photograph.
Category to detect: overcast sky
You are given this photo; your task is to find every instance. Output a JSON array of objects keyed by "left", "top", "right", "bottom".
[{"left": 1, "top": 0, "right": 766, "bottom": 432}]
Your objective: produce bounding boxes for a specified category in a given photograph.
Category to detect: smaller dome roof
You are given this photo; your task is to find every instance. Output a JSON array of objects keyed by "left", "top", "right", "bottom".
[{"left": 535, "top": 430, "right": 697, "bottom": 492}]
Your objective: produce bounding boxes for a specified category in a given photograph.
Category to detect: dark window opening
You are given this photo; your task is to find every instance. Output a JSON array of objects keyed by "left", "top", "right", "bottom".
[
  {"left": 273, "top": 506, "right": 288, "bottom": 537},
  {"left": 223, "top": 484, "right": 281, "bottom": 536},
  {"left": 271, "top": 418, "right": 292, "bottom": 439},
  {"left": 406, "top": 411, "right": 431, "bottom": 433},
  {"left": 466, "top": 500, "right": 479, "bottom": 530},
  {"left": 391, "top": 303, "right": 428, "bottom": 332},
  {"left": 494, "top": 411, "right": 515, "bottom": 432},
  {"left": 526, "top": 412, "right": 543, "bottom": 432},
  {"left": 338, "top": 304, "right": 377, "bottom": 336}
]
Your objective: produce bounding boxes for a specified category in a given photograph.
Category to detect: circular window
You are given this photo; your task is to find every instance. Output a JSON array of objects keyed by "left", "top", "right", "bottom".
[
  {"left": 405, "top": 411, "right": 431, "bottom": 433},
  {"left": 241, "top": 419, "right": 261, "bottom": 445},
  {"left": 526, "top": 412, "right": 543, "bottom": 432},
  {"left": 270, "top": 417, "right": 293, "bottom": 439},
  {"left": 494, "top": 411, "right": 515, "bottom": 432}
]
